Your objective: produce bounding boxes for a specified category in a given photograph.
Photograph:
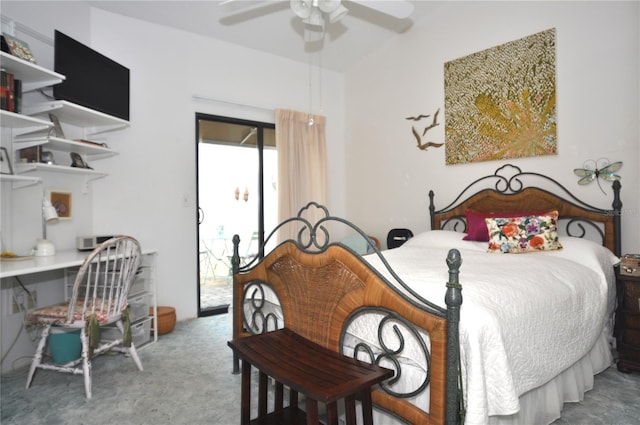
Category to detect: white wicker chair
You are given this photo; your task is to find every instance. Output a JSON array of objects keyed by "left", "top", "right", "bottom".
[{"left": 25, "top": 236, "right": 144, "bottom": 399}]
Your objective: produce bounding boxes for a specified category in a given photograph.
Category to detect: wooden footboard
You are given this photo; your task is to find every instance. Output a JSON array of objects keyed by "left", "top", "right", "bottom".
[{"left": 230, "top": 203, "right": 463, "bottom": 424}]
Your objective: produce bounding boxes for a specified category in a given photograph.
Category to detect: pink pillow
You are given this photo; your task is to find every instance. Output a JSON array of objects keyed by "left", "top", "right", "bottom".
[{"left": 463, "top": 210, "right": 544, "bottom": 241}]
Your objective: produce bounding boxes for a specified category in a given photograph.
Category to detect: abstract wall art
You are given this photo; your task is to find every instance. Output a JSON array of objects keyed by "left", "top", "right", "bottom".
[{"left": 444, "top": 28, "right": 557, "bottom": 165}]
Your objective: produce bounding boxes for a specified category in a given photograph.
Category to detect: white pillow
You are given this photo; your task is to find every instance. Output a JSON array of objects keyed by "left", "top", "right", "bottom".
[
  {"left": 402, "top": 230, "right": 486, "bottom": 251},
  {"left": 538, "top": 236, "right": 619, "bottom": 274}
]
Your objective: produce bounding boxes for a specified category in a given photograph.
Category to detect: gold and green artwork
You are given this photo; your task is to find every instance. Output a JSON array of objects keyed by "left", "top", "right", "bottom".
[{"left": 444, "top": 28, "right": 557, "bottom": 165}]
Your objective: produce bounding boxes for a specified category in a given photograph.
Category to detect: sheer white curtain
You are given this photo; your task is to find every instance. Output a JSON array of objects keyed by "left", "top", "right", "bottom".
[{"left": 275, "top": 109, "right": 327, "bottom": 240}]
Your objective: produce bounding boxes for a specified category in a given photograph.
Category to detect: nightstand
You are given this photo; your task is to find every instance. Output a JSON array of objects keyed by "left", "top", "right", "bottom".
[{"left": 615, "top": 271, "right": 640, "bottom": 373}]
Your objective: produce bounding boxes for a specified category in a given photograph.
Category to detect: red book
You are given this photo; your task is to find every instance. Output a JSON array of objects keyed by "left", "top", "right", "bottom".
[{"left": 0, "top": 70, "right": 7, "bottom": 111}]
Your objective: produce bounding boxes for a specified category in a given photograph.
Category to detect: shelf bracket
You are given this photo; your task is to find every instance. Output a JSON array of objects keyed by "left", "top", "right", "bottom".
[
  {"left": 12, "top": 179, "right": 42, "bottom": 190},
  {"left": 82, "top": 174, "right": 106, "bottom": 193}
]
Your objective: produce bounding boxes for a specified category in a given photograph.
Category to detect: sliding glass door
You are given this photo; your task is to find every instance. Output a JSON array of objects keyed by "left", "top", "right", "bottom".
[{"left": 196, "top": 114, "right": 276, "bottom": 317}]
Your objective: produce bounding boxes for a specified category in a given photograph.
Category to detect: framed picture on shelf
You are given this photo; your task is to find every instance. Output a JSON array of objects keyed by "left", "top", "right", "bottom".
[
  {"left": 48, "top": 190, "right": 72, "bottom": 219},
  {"left": 48, "top": 113, "right": 65, "bottom": 138},
  {"left": 0, "top": 147, "right": 13, "bottom": 174},
  {"left": 19, "top": 146, "right": 40, "bottom": 163},
  {"left": 1, "top": 33, "right": 36, "bottom": 63},
  {"left": 70, "top": 152, "right": 92, "bottom": 169}
]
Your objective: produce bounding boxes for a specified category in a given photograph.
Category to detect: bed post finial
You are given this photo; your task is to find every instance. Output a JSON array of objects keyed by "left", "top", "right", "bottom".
[
  {"left": 232, "top": 234, "right": 241, "bottom": 273},
  {"left": 429, "top": 190, "right": 436, "bottom": 230},
  {"left": 445, "top": 248, "right": 463, "bottom": 424},
  {"left": 612, "top": 180, "right": 622, "bottom": 257}
]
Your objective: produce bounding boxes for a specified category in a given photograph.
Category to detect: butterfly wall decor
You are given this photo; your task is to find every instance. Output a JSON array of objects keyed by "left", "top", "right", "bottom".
[{"left": 573, "top": 159, "right": 622, "bottom": 195}]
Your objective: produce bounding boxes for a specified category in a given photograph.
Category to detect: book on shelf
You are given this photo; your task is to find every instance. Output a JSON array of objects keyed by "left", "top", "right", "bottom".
[
  {"left": 13, "top": 79, "right": 21, "bottom": 113},
  {"left": 7, "top": 71, "right": 14, "bottom": 112},
  {"left": 0, "top": 70, "right": 7, "bottom": 111},
  {"left": 0, "top": 69, "right": 21, "bottom": 113},
  {"left": 73, "top": 139, "right": 108, "bottom": 148}
]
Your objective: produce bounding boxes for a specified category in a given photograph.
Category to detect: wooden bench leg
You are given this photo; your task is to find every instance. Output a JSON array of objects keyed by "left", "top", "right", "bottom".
[
  {"left": 274, "top": 381, "right": 284, "bottom": 413},
  {"left": 241, "top": 360, "right": 251, "bottom": 425},
  {"left": 305, "top": 398, "right": 319, "bottom": 425},
  {"left": 360, "top": 389, "right": 374, "bottom": 425},
  {"left": 344, "top": 394, "right": 357, "bottom": 425},
  {"left": 258, "top": 371, "right": 268, "bottom": 418},
  {"left": 326, "top": 401, "right": 339, "bottom": 425}
]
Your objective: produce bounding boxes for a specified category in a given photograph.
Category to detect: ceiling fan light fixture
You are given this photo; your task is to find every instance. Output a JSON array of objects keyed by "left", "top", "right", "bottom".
[
  {"left": 290, "top": 0, "right": 312, "bottom": 19},
  {"left": 303, "top": 8, "right": 324, "bottom": 27}
]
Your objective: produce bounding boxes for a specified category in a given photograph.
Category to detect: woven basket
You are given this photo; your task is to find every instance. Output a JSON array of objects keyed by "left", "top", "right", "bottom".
[{"left": 149, "top": 306, "right": 176, "bottom": 335}]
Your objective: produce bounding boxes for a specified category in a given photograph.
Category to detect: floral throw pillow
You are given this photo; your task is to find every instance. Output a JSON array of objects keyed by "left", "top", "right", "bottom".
[
  {"left": 486, "top": 211, "right": 563, "bottom": 253},
  {"left": 463, "top": 209, "right": 545, "bottom": 241}
]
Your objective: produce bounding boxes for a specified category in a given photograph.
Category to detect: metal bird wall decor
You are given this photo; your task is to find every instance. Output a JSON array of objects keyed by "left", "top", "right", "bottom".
[
  {"left": 573, "top": 158, "right": 622, "bottom": 195},
  {"left": 406, "top": 108, "right": 443, "bottom": 151}
]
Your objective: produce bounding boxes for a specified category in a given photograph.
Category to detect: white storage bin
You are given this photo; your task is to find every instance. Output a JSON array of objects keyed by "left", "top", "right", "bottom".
[
  {"left": 127, "top": 292, "right": 151, "bottom": 322},
  {"left": 130, "top": 320, "right": 151, "bottom": 347},
  {"left": 129, "top": 267, "right": 151, "bottom": 295},
  {"left": 100, "top": 319, "right": 151, "bottom": 347}
]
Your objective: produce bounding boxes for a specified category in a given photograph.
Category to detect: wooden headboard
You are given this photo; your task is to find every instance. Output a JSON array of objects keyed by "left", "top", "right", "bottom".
[
  {"left": 231, "top": 203, "right": 464, "bottom": 424},
  {"left": 429, "top": 164, "right": 622, "bottom": 256}
]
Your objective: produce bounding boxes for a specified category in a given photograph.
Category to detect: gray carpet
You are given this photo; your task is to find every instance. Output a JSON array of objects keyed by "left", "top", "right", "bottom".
[{"left": 1, "top": 314, "right": 639, "bottom": 425}]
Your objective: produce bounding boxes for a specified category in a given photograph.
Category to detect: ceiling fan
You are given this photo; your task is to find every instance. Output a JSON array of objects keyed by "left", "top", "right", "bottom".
[{"left": 221, "top": 0, "right": 415, "bottom": 27}]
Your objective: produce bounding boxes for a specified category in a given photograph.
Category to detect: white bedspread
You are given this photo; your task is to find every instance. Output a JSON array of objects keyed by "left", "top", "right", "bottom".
[{"left": 360, "top": 231, "right": 618, "bottom": 425}]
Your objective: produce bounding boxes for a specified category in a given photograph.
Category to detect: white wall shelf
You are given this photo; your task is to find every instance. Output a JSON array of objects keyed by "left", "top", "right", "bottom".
[
  {"left": 0, "top": 173, "right": 41, "bottom": 189},
  {"left": 13, "top": 136, "right": 117, "bottom": 161},
  {"left": 15, "top": 162, "right": 107, "bottom": 177},
  {"left": 23, "top": 100, "right": 129, "bottom": 136},
  {"left": 0, "top": 52, "right": 65, "bottom": 92},
  {"left": 0, "top": 110, "right": 52, "bottom": 135},
  {"left": 14, "top": 162, "right": 107, "bottom": 193},
  {"left": 2, "top": 42, "right": 126, "bottom": 192}
]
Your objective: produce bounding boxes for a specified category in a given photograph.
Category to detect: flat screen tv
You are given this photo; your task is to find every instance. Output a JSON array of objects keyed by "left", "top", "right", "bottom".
[{"left": 53, "top": 30, "right": 129, "bottom": 121}]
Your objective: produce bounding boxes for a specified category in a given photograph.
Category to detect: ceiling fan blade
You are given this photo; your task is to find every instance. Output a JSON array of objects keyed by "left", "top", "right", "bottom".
[
  {"left": 219, "top": 0, "right": 290, "bottom": 25},
  {"left": 349, "top": 0, "right": 415, "bottom": 19},
  {"left": 219, "top": 0, "right": 274, "bottom": 13}
]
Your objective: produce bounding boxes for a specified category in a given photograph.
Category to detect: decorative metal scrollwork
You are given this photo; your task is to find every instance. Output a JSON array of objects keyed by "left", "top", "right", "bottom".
[
  {"left": 343, "top": 307, "right": 431, "bottom": 399},
  {"left": 242, "top": 280, "right": 282, "bottom": 335},
  {"left": 564, "top": 217, "right": 605, "bottom": 244},
  {"left": 495, "top": 164, "right": 525, "bottom": 193},
  {"left": 429, "top": 163, "right": 622, "bottom": 256},
  {"left": 441, "top": 216, "right": 467, "bottom": 233},
  {"left": 269, "top": 202, "right": 333, "bottom": 251},
  {"left": 258, "top": 201, "right": 381, "bottom": 254}
]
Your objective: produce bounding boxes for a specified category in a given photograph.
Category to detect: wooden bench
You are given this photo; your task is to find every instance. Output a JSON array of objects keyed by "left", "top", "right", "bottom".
[{"left": 228, "top": 328, "right": 394, "bottom": 425}]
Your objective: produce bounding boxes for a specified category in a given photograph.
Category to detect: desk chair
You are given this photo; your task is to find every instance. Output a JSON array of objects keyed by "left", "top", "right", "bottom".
[{"left": 25, "top": 236, "right": 143, "bottom": 399}]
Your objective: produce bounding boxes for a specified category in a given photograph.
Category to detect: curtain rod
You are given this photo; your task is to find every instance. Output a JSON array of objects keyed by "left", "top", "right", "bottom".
[{"left": 192, "top": 95, "right": 274, "bottom": 113}]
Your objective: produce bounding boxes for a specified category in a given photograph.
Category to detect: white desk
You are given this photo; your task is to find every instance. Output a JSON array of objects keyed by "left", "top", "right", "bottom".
[
  {"left": 1, "top": 248, "right": 157, "bottom": 278},
  {"left": 0, "top": 248, "right": 159, "bottom": 344}
]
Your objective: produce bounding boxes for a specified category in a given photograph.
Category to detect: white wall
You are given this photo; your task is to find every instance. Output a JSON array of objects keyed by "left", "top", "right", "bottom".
[
  {"left": 345, "top": 1, "right": 640, "bottom": 255},
  {"left": 0, "top": 1, "right": 345, "bottom": 372}
]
